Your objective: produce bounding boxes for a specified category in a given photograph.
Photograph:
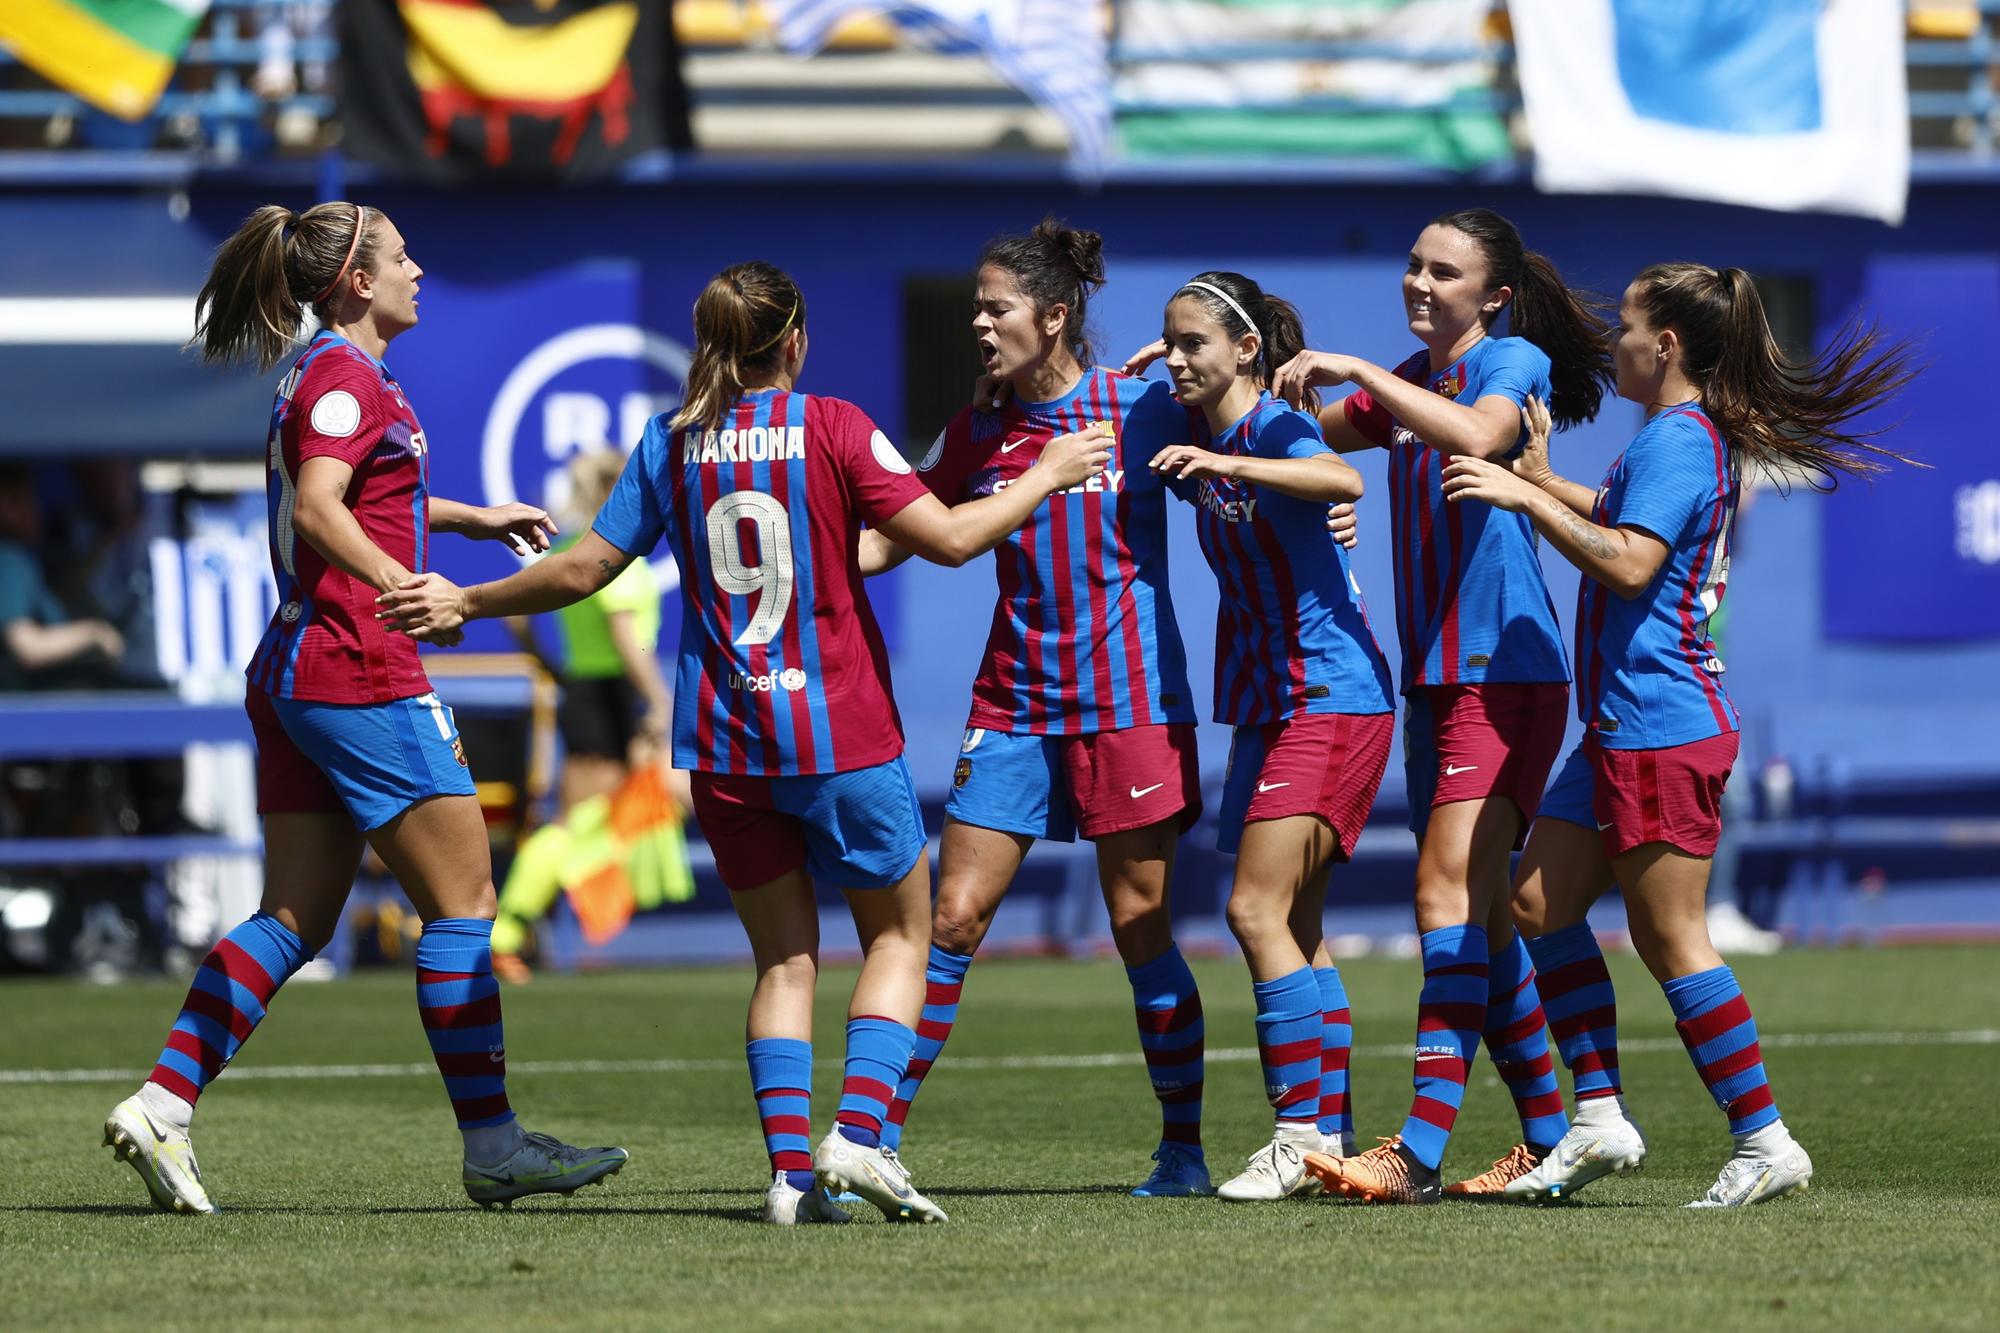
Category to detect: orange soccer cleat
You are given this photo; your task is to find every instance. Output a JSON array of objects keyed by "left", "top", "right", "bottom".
[
  {"left": 1444, "top": 1142, "right": 1544, "bottom": 1198},
  {"left": 1301, "top": 1136, "right": 1442, "bottom": 1205}
]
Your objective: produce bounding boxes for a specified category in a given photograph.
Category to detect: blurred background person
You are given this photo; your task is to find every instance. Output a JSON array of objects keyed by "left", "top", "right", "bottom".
[
  {"left": 494, "top": 447, "right": 693, "bottom": 982},
  {"left": 0, "top": 463, "right": 125, "bottom": 690}
]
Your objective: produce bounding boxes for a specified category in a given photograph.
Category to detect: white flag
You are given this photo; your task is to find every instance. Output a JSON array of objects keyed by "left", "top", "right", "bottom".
[
  {"left": 1510, "top": 0, "right": 1908, "bottom": 225},
  {"left": 766, "top": 1, "right": 1110, "bottom": 172}
]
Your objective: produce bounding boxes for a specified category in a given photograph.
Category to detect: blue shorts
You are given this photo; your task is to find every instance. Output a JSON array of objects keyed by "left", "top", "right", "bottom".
[
  {"left": 943, "top": 724, "right": 1200, "bottom": 843},
  {"left": 1535, "top": 741, "right": 1597, "bottom": 831},
  {"left": 690, "top": 757, "right": 928, "bottom": 892},
  {"left": 257, "top": 690, "right": 477, "bottom": 831}
]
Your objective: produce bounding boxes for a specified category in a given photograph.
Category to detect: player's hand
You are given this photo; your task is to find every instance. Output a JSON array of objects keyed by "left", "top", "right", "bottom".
[
  {"left": 469, "top": 502, "right": 558, "bottom": 555},
  {"left": 1326, "top": 502, "right": 1359, "bottom": 549},
  {"left": 1033, "top": 422, "right": 1114, "bottom": 490},
  {"left": 1442, "top": 454, "right": 1541, "bottom": 513},
  {"left": 1148, "top": 444, "right": 1235, "bottom": 483},
  {"left": 1273, "top": 350, "right": 1365, "bottom": 407},
  {"left": 1509, "top": 396, "right": 1557, "bottom": 489},
  {"left": 1120, "top": 339, "right": 1168, "bottom": 378},
  {"left": 426, "top": 626, "right": 466, "bottom": 649},
  {"left": 374, "top": 572, "right": 470, "bottom": 638},
  {"left": 973, "top": 374, "right": 1010, "bottom": 413}
]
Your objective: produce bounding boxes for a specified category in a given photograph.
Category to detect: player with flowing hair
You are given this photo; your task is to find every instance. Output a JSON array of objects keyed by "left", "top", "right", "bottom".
[
  {"left": 1141, "top": 272, "right": 1395, "bottom": 1200},
  {"left": 859, "top": 219, "right": 1217, "bottom": 1197},
  {"left": 103, "top": 201, "right": 630, "bottom": 1214},
  {"left": 1272, "top": 208, "right": 1615, "bottom": 1203},
  {"left": 379, "top": 260, "right": 1112, "bottom": 1224},
  {"left": 1441, "top": 263, "right": 1916, "bottom": 1206}
]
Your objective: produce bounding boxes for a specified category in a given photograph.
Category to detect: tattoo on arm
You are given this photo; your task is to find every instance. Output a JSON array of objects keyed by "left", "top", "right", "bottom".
[{"left": 1549, "top": 498, "right": 1616, "bottom": 560}]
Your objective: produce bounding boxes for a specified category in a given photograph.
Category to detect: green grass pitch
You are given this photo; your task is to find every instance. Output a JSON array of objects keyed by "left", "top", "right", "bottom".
[{"left": 3, "top": 946, "right": 1998, "bottom": 1330}]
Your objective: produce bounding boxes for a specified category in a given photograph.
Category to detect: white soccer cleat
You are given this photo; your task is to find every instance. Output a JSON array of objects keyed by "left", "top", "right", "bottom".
[
  {"left": 1321, "top": 1130, "right": 1356, "bottom": 1160},
  {"left": 462, "top": 1128, "right": 629, "bottom": 1208},
  {"left": 1217, "top": 1126, "right": 1324, "bottom": 1202},
  {"left": 1504, "top": 1103, "right": 1649, "bottom": 1202},
  {"left": 1687, "top": 1125, "right": 1813, "bottom": 1208},
  {"left": 812, "top": 1132, "right": 948, "bottom": 1224},
  {"left": 103, "top": 1093, "right": 216, "bottom": 1215},
  {"left": 762, "top": 1171, "right": 851, "bottom": 1225}
]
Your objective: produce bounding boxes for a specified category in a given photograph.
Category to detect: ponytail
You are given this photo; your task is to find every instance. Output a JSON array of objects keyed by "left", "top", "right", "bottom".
[
  {"left": 1633, "top": 262, "right": 1920, "bottom": 488},
  {"left": 1171, "top": 270, "right": 1319, "bottom": 415},
  {"left": 979, "top": 216, "right": 1106, "bottom": 367},
  {"left": 193, "top": 201, "right": 379, "bottom": 371},
  {"left": 672, "top": 261, "right": 806, "bottom": 434},
  {"left": 1429, "top": 207, "right": 1613, "bottom": 429}
]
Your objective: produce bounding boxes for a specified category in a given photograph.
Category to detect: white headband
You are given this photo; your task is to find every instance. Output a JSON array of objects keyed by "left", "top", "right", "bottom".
[{"left": 1179, "top": 280, "right": 1260, "bottom": 346}]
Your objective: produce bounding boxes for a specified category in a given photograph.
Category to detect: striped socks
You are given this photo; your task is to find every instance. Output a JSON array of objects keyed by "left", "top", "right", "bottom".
[
  {"left": 1314, "top": 965, "right": 1354, "bottom": 1145},
  {"left": 1397, "top": 925, "right": 1488, "bottom": 1171},
  {"left": 748, "top": 1037, "right": 815, "bottom": 1192},
  {"left": 883, "top": 944, "right": 971, "bottom": 1152},
  {"left": 415, "top": 918, "right": 517, "bottom": 1159},
  {"left": 1253, "top": 968, "right": 1323, "bottom": 1126},
  {"left": 1526, "top": 923, "right": 1624, "bottom": 1101},
  {"left": 1665, "top": 965, "right": 1780, "bottom": 1138},
  {"left": 1483, "top": 932, "right": 1569, "bottom": 1150},
  {"left": 1128, "top": 945, "right": 1204, "bottom": 1150},
  {"left": 835, "top": 1017, "right": 916, "bottom": 1149},
  {"left": 145, "top": 911, "right": 314, "bottom": 1121}
]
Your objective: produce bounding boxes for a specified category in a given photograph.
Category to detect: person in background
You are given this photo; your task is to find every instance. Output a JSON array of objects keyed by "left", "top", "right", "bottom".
[
  {"left": 0, "top": 463, "right": 124, "bottom": 690},
  {"left": 493, "top": 447, "right": 693, "bottom": 982}
]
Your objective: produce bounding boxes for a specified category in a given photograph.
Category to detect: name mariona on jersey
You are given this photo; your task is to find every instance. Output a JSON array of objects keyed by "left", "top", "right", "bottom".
[{"left": 682, "top": 425, "right": 807, "bottom": 465}]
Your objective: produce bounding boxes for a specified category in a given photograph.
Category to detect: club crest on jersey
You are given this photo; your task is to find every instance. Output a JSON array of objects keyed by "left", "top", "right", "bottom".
[{"left": 1431, "top": 367, "right": 1466, "bottom": 400}]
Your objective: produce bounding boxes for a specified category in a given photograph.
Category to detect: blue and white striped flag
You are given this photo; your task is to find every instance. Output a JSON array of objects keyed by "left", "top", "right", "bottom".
[
  {"left": 1510, "top": 0, "right": 1908, "bottom": 225},
  {"left": 767, "top": 1, "right": 1111, "bottom": 173}
]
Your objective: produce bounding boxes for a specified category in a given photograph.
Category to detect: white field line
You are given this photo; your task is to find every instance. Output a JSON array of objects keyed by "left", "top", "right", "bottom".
[{"left": 4, "top": 1028, "right": 1995, "bottom": 1087}]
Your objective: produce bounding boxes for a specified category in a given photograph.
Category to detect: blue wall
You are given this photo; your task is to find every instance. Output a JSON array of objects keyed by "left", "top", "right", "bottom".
[{"left": 3, "top": 175, "right": 1994, "bottom": 788}]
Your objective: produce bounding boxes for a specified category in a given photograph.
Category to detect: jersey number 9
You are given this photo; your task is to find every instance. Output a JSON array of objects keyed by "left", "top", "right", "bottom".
[{"left": 705, "top": 492, "right": 795, "bottom": 646}]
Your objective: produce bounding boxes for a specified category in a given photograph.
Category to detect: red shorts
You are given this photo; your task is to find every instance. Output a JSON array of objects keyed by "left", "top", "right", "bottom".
[
  {"left": 248, "top": 686, "right": 342, "bottom": 816},
  {"left": 1219, "top": 712, "right": 1394, "bottom": 859},
  {"left": 690, "top": 757, "right": 927, "bottom": 893},
  {"left": 944, "top": 722, "right": 1200, "bottom": 842},
  {"left": 1405, "top": 682, "right": 1569, "bottom": 848},
  {"left": 1587, "top": 732, "right": 1739, "bottom": 858}
]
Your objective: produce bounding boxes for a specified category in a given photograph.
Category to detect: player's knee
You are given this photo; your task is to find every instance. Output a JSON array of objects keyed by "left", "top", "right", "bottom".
[
  {"left": 1510, "top": 887, "right": 1552, "bottom": 939},
  {"left": 1223, "top": 893, "right": 1281, "bottom": 949},
  {"left": 931, "top": 899, "right": 989, "bottom": 956}
]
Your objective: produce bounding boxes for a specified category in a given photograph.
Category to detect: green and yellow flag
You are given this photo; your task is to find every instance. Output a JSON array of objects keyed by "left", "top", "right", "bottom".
[{"left": 0, "top": 0, "right": 210, "bottom": 120}]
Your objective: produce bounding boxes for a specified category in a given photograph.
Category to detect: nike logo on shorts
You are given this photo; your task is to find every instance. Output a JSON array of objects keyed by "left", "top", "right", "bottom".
[
  {"left": 1130, "top": 782, "right": 1165, "bottom": 799},
  {"left": 1597, "top": 821, "right": 1615, "bottom": 831},
  {"left": 1257, "top": 781, "right": 1290, "bottom": 793},
  {"left": 1443, "top": 764, "right": 1478, "bottom": 777}
]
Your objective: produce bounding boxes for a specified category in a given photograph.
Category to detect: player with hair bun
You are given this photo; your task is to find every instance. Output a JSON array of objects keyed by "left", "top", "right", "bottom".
[
  {"left": 861, "top": 218, "right": 1218, "bottom": 1198},
  {"left": 1273, "top": 208, "right": 1615, "bottom": 1203},
  {"left": 1143, "top": 271, "right": 1395, "bottom": 1201},
  {"left": 104, "top": 201, "right": 629, "bottom": 1216},
  {"left": 379, "top": 259, "right": 1112, "bottom": 1225},
  {"left": 1444, "top": 261, "right": 1916, "bottom": 1207}
]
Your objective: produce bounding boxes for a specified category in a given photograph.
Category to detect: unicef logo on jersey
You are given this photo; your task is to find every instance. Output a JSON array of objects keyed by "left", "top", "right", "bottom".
[{"left": 479, "top": 323, "right": 691, "bottom": 559}]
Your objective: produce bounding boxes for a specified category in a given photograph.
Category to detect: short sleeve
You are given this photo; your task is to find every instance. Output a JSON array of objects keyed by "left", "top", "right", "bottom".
[
  {"left": 1613, "top": 415, "right": 1718, "bottom": 545},
  {"left": 822, "top": 397, "right": 928, "bottom": 528},
  {"left": 592, "top": 416, "right": 672, "bottom": 557},
  {"left": 1116, "top": 376, "right": 1189, "bottom": 468},
  {"left": 1470, "top": 340, "right": 1550, "bottom": 410},
  {"left": 293, "top": 356, "right": 388, "bottom": 469},
  {"left": 1256, "top": 407, "right": 1330, "bottom": 462},
  {"left": 917, "top": 409, "right": 978, "bottom": 504},
  {"left": 0, "top": 543, "right": 43, "bottom": 625},
  {"left": 1342, "top": 390, "right": 1392, "bottom": 447}
]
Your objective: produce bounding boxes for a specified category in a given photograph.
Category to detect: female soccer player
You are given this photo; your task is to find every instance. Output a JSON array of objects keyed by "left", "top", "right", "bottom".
[
  {"left": 1273, "top": 209, "right": 1614, "bottom": 1203},
  {"left": 858, "top": 220, "right": 1216, "bottom": 1197},
  {"left": 1144, "top": 273, "right": 1396, "bottom": 1201},
  {"left": 1442, "top": 263, "right": 1914, "bottom": 1207},
  {"left": 378, "top": 261, "right": 1112, "bottom": 1225},
  {"left": 104, "top": 201, "right": 629, "bottom": 1215}
]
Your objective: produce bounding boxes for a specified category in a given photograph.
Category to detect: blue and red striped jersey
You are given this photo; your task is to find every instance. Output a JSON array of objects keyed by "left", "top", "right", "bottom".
[
  {"left": 1344, "top": 335, "right": 1570, "bottom": 693},
  {"left": 248, "top": 330, "right": 432, "bottom": 704},
  {"left": 594, "top": 389, "right": 929, "bottom": 777},
  {"left": 920, "top": 369, "right": 1196, "bottom": 735},
  {"left": 1576, "top": 404, "right": 1741, "bottom": 748},
  {"left": 1183, "top": 393, "right": 1395, "bottom": 725}
]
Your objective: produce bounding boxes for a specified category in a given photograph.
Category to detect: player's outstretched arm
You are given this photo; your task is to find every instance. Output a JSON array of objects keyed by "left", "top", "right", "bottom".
[
  {"left": 430, "top": 497, "right": 559, "bottom": 553},
  {"left": 876, "top": 424, "right": 1112, "bottom": 568},
  {"left": 377, "top": 530, "right": 634, "bottom": 638},
  {"left": 1149, "top": 446, "right": 1364, "bottom": 504}
]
